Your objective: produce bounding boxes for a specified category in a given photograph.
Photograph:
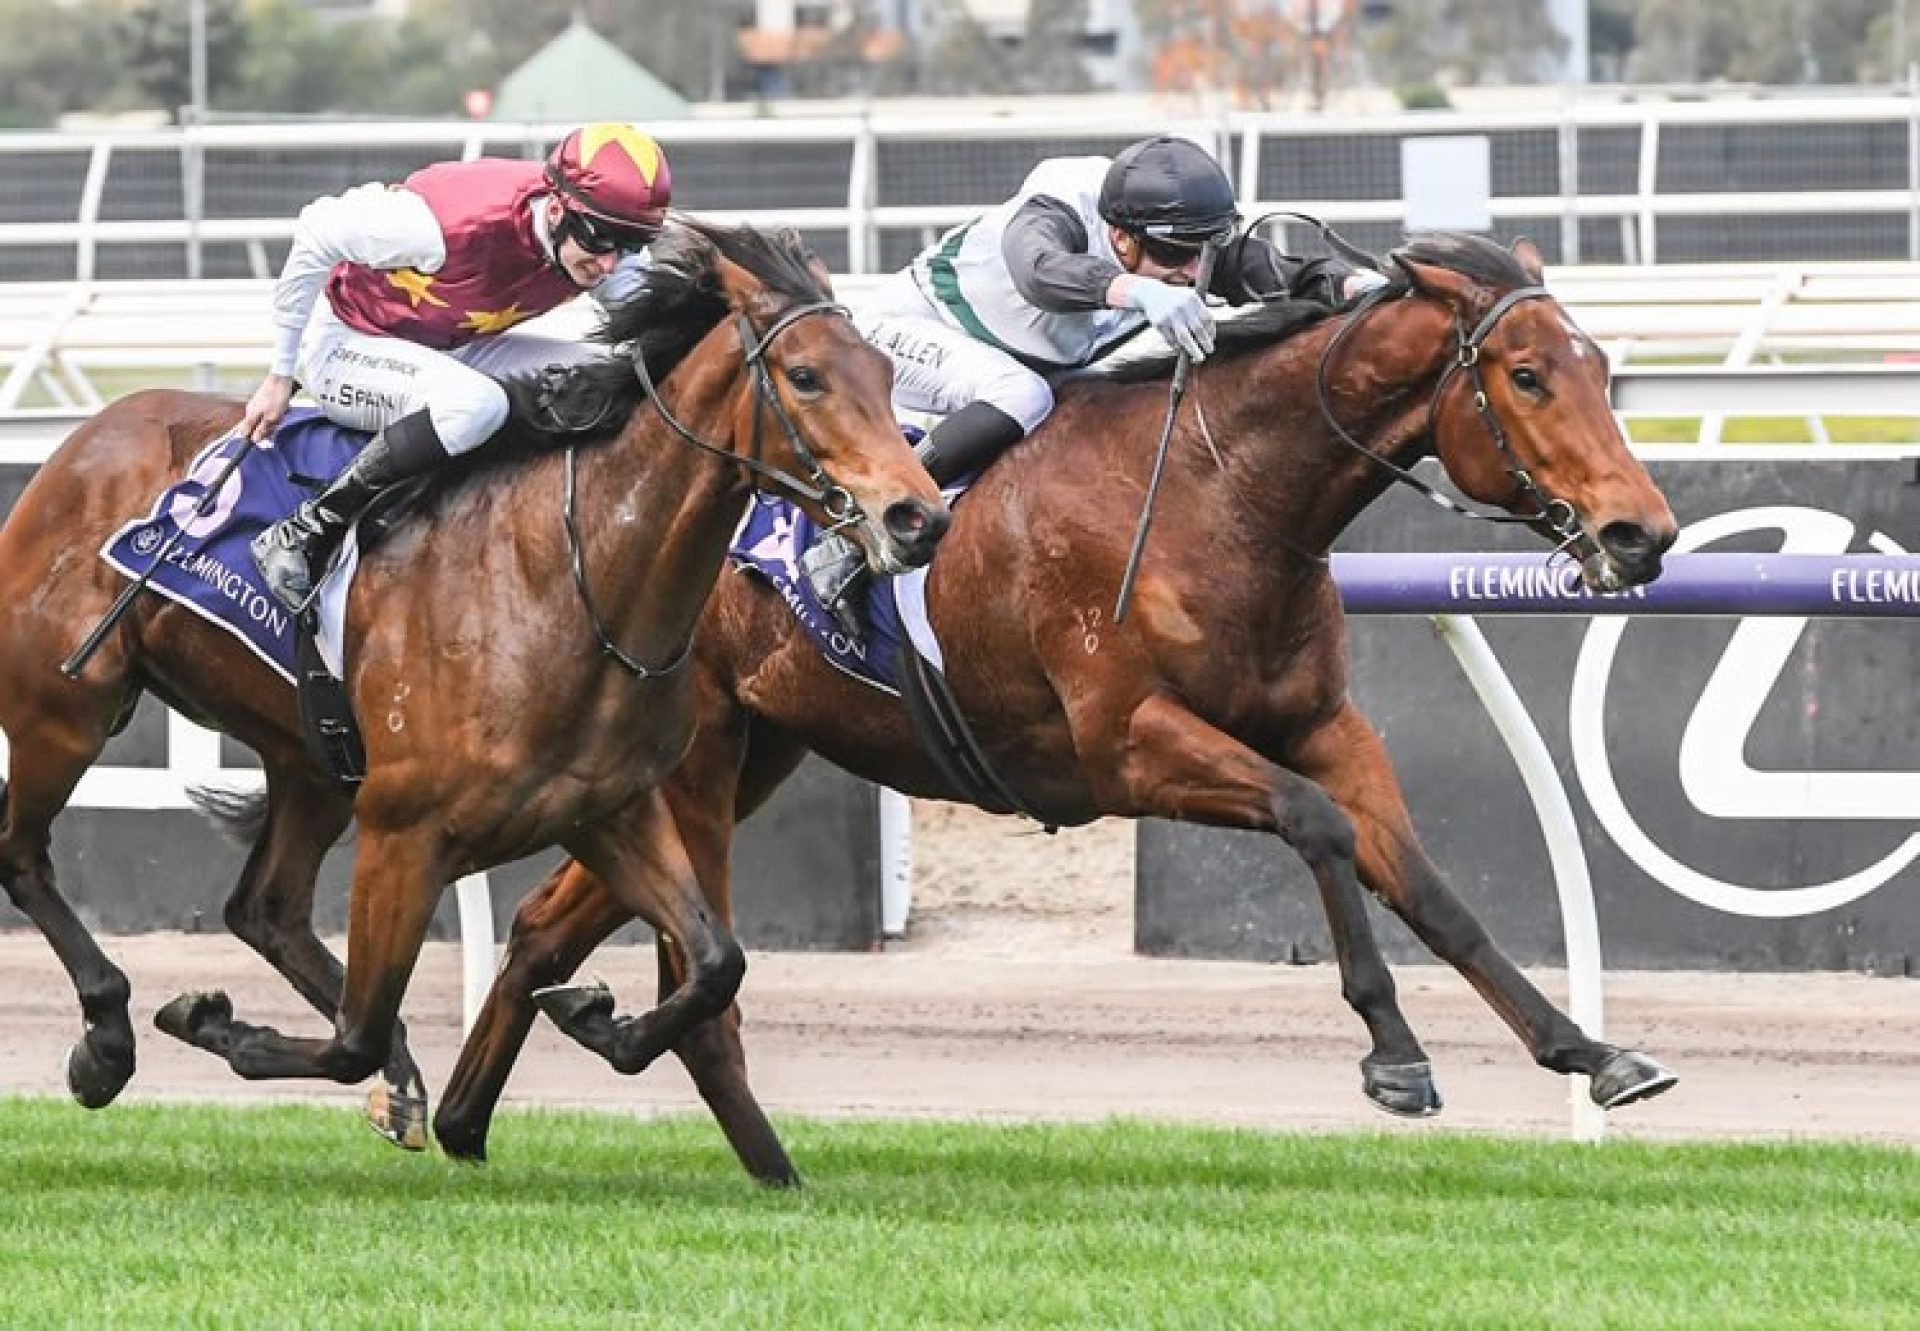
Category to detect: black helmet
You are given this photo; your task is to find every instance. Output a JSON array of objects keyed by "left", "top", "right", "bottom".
[{"left": 1097, "top": 136, "right": 1240, "bottom": 246}]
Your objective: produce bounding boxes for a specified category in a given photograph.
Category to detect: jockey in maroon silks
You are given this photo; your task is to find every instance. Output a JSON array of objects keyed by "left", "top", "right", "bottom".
[{"left": 241, "top": 122, "right": 673, "bottom": 612}]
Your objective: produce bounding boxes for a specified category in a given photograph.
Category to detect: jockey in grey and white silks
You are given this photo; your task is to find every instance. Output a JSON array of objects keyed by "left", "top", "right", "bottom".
[{"left": 807, "top": 135, "right": 1386, "bottom": 639}]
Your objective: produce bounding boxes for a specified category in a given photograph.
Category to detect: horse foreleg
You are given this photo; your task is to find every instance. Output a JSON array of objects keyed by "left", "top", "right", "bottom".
[
  {"left": 156, "top": 827, "right": 446, "bottom": 1088},
  {"left": 209, "top": 765, "right": 429, "bottom": 1149},
  {"left": 655, "top": 729, "right": 805, "bottom": 1187},
  {"left": 1291, "top": 702, "right": 1676, "bottom": 1110},
  {"left": 1105, "top": 693, "right": 1437, "bottom": 1115},
  {"left": 536, "top": 792, "right": 746, "bottom": 1081},
  {"left": 433, "top": 858, "right": 628, "bottom": 1162},
  {"left": 0, "top": 709, "right": 138, "bottom": 1108}
]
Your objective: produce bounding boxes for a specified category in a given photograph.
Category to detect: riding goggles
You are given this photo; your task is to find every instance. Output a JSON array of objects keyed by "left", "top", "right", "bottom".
[
  {"left": 563, "top": 207, "right": 658, "bottom": 256},
  {"left": 1133, "top": 224, "right": 1237, "bottom": 268}
]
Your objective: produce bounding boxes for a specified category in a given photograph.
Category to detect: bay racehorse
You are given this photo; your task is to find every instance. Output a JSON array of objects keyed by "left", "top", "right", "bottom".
[
  {"left": 0, "top": 220, "right": 946, "bottom": 1139},
  {"left": 429, "top": 232, "right": 1681, "bottom": 1184}
]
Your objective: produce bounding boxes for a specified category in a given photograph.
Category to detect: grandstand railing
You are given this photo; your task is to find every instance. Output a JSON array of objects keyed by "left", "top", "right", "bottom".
[{"left": 1, "top": 94, "right": 1918, "bottom": 282}]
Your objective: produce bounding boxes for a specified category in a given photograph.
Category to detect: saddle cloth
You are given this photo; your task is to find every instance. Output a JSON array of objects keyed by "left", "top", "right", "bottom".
[
  {"left": 99, "top": 408, "right": 368, "bottom": 687},
  {"left": 727, "top": 489, "right": 957, "bottom": 697}
]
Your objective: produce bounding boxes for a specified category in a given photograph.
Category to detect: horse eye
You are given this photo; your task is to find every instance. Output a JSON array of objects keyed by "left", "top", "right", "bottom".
[
  {"left": 785, "top": 365, "right": 823, "bottom": 395},
  {"left": 1509, "top": 366, "right": 1543, "bottom": 393}
]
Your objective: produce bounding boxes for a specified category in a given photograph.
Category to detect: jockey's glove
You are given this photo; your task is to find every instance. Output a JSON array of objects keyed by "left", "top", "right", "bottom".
[
  {"left": 1121, "top": 277, "right": 1215, "bottom": 362},
  {"left": 1342, "top": 269, "right": 1392, "bottom": 300}
]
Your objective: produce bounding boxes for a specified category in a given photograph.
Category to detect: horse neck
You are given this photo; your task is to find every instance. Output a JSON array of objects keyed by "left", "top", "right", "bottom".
[
  {"left": 571, "top": 337, "right": 753, "bottom": 663},
  {"left": 1206, "top": 302, "right": 1453, "bottom": 556}
]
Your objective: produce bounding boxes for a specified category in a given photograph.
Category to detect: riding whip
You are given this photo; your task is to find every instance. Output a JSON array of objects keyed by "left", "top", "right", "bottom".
[
  {"left": 1114, "top": 240, "right": 1220, "bottom": 625},
  {"left": 61, "top": 427, "right": 255, "bottom": 679}
]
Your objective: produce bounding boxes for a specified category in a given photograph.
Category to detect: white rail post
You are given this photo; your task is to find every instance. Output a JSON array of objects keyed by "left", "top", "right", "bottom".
[
  {"left": 1431, "top": 614, "right": 1608, "bottom": 1143},
  {"left": 454, "top": 876, "right": 495, "bottom": 1036}
]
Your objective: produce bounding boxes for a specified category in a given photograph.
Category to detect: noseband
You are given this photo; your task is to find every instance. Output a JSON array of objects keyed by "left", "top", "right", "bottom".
[
  {"left": 566, "top": 297, "right": 857, "bottom": 679},
  {"left": 1315, "top": 279, "right": 1590, "bottom": 555}
]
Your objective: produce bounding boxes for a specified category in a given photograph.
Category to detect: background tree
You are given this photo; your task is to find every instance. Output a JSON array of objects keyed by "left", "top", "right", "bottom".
[
  {"left": 468, "top": 0, "right": 753, "bottom": 101},
  {"left": 1627, "top": 0, "right": 1883, "bottom": 85},
  {"left": 1013, "top": 0, "right": 1095, "bottom": 93},
  {"left": 1136, "top": 0, "right": 1312, "bottom": 106},
  {"left": 1361, "top": 0, "right": 1566, "bottom": 86},
  {"left": 119, "top": 0, "right": 249, "bottom": 118},
  {"left": 1589, "top": 0, "right": 1637, "bottom": 80},
  {"left": 918, "top": 0, "right": 1021, "bottom": 95},
  {"left": 0, "top": 0, "right": 125, "bottom": 127}
]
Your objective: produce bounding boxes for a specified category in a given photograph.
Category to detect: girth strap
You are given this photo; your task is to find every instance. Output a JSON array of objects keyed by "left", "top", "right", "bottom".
[{"left": 896, "top": 643, "right": 1056, "bottom": 833}]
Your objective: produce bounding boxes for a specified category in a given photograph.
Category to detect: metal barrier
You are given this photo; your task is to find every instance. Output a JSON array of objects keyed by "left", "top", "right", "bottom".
[
  {"left": 1321, "top": 548, "right": 1919, "bottom": 1141},
  {"left": 2, "top": 94, "right": 1919, "bottom": 279}
]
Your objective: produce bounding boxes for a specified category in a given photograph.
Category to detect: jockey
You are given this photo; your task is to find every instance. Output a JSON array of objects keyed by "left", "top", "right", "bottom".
[
  {"left": 804, "top": 133, "right": 1387, "bottom": 638},
  {"left": 241, "top": 122, "right": 673, "bottom": 612}
]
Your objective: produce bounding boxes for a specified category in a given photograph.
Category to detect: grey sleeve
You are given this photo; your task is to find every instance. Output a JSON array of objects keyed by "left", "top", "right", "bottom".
[
  {"left": 1000, "top": 195, "right": 1124, "bottom": 313},
  {"left": 1212, "top": 234, "right": 1354, "bottom": 307}
]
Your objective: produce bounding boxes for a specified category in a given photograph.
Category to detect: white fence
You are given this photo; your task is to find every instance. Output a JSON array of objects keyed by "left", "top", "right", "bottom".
[
  {"left": 1, "top": 93, "right": 1919, "bottom": 282},
  {"left": 2, "top": 266, "right": 1918, "bottom": 426}
]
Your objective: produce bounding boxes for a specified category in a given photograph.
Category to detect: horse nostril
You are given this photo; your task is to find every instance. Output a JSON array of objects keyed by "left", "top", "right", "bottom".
[
  {"left": 884, "top": 499, "right": 950, "bottom": 556},
  {"left": 1599, "top": 520, "right": 1669, "bottom": 568}
]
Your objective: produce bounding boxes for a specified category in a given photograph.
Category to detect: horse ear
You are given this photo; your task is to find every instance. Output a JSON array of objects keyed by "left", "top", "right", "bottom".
[
  {"left": 708, "top": 251, "right": 767, "bottom": 314},
  {"left": 1394, "top": 253, "right": 1483, "bottom": 312},
  {"left": 804, "top": 251, "right": 836, "bottom": 298},
  {"left": 1510, "top": 235, "right": 1546, "bottom": 283}
]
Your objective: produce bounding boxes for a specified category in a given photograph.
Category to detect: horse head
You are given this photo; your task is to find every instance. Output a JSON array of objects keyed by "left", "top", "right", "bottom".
[
  {"left": 1386, "top": 233, "right": 1675, "bottom": 590},
  {"left": 650, "top": 219, "right": 948, "bottom": 575}
]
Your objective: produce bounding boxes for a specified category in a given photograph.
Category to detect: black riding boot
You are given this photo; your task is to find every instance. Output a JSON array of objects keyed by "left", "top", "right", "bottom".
[
  {"left": 800, "top": 401, "right": 1024, "bottom": 642},
  {"left": 252, "top": 409, "right": 449, "bottom": 612}
]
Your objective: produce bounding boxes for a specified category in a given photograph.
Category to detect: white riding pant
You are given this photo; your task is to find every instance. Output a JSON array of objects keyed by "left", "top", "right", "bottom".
[
  {"left": 853, "top": 273, "right": 1055, "bottom": 435},
  {"left": 297, "top": 297, "right": 611, "bottom": 455}
]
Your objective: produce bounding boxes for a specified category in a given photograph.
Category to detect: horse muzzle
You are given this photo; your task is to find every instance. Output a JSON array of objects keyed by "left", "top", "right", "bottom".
[
  {"left": 869, "top": 497, "right": 950, "bottom": 574},
  {"left": 1582, "top": 517, "right": 1676, "bottom": 591}
]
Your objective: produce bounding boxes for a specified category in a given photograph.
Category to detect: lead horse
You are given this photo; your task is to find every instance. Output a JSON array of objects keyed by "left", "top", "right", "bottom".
[
  {"left": 0, "top": 221, "right": 946, "bottom": 1133},
  {"left": 427, "top": 233, "right": 1681, "bottom": 1183}
]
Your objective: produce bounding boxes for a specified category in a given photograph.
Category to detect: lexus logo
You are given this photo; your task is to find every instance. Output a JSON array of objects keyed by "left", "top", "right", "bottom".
[{"left": 1570, "top": 506, "right": 1918, "bottom": 918}]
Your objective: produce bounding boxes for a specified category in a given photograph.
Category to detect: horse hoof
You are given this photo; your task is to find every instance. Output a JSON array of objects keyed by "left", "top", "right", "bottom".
[
  {"left": 153, "top": 990, "right": 232, "bottom": 1044},
  {"left": 365, "top": 1082, "right": 429, "bottom": 1152},
  {"left": 532, "top": 980, "right": 615, "bottom": 1033},
  {"left": 1362, "top": 1058, "right": 1444, "bottom": 1118},
  {"left": 66, "top": 1039, "right": 133, "bottom": 1110},
  {"left": 433, "top": 1111, "right": 488, "bottom": 1164},
  {"left": 1590, "top": 1049, "right": 1678, "bottom": 1109}
]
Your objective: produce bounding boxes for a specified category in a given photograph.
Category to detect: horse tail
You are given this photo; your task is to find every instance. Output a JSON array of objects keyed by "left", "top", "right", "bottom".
[{"left": 186, "top": 783, "right": 270, "bottom": 846}]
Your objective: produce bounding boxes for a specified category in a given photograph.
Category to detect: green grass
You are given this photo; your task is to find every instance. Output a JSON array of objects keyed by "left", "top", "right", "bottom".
[
  {"left": 1626, "top": 416, "right": 1920, "bottom": 445},
  {"left": 0, "top": 1099, "right": 1914, "bottom": 1329}
]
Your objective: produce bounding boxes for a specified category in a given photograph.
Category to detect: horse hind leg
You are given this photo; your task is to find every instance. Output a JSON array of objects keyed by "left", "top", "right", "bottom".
[{"left": 165, "top": 770, "right": 431, "bottom": 1150}]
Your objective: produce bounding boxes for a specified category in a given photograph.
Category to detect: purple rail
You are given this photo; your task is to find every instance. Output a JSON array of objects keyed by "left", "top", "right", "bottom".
[{"left": 1331, "top": 552, "right": 1920, "bottom": 617}]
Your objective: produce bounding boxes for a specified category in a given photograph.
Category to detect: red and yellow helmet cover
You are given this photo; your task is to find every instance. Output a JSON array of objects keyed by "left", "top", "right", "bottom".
[{"left": 546, "top": 123, "right": 672, "bottom": 233}]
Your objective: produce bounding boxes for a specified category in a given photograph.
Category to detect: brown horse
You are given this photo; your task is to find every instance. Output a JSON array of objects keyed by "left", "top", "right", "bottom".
[
  {"left": 427, "top": 232, "right": 1682, "bottom": 1184},
  {"left": 0, "top": 221, "right": 945, "bottom": 1134}
]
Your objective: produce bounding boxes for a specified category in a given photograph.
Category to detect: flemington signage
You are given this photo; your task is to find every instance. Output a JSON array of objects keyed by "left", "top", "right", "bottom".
[{"left": 1139, "top": 458, "right": 1920, "bottom": 972}]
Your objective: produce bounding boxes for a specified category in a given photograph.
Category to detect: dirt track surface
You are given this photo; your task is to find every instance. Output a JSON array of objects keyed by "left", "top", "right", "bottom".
[{"left": 2, "top": 804, "right": 1916, "bottom": 1145}]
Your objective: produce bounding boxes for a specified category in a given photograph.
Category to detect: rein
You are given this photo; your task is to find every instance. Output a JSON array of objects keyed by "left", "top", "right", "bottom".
[
  {"left": 1312, "top": 279, "right": 1587, "bottom": 554},
  {"left": 564, "top": 297, "right": 855, "bottom": 680}
]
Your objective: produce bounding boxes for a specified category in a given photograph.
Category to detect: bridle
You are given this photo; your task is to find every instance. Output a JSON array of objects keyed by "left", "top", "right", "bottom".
[
  {"left": 561, "top": 297, "right": 859, "bottom": 679},
  {"left": 1313, "top": 272, "right": 1591, "bottom": 559}
]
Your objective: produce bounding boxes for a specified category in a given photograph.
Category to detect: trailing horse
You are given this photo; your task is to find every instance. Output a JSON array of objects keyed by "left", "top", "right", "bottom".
[
  {"left": 431, "top": 233, "right": 1682, "bottom": 1184},
  {"left": 0, "top": 220, "right": 946, "bottom": 1144}
]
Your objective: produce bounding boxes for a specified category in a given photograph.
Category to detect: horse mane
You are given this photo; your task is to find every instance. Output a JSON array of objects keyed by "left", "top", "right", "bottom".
[
  {"left": 1097, "top": 229, "right": 1533, "bottom": 386},
  {"left": 486, "top": 217, "right": 830, "bottom": 460},
  {"left": 1392, "top": 230, "right": 1536, "bottom": 293}
]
